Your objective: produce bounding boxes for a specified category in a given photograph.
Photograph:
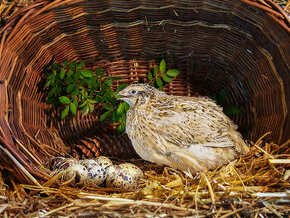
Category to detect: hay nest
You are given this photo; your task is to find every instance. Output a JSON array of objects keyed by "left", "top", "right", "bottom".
[
  {"left": 0, "top": 0, "right": 289, "bottom": 216},
  {"left": 0, "top": 135, "right": 289, "bottom": 217}
]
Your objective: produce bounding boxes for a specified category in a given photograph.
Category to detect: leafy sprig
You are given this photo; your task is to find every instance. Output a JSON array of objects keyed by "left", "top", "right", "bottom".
[
  {"left": 212, "top": 89, "right": 241, "bottom": 116},
  {"left": 44, "top": 59, "right": 180, "bottom": 133},
  {"left": 44, "top": 60, "right": 125, "bottom": 123},
  {"left": 147, "top": 59, "right": 180, "bottom": 90}
]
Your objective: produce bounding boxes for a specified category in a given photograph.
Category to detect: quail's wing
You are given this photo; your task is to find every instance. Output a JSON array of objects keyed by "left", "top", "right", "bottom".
[{"left": 151, "top": 96, "right": 236, "bottom": 149}]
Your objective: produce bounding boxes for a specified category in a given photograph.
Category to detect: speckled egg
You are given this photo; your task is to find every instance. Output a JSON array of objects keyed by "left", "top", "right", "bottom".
[
  {"left": 79, "top": 159, "right": 107, "bottom": 186},
  {"left": 106, "top": 163, "right": 144, "bottom": 191},
  {"left": 62, "top": 164, "right": 87, "bottom": 186},
  {"left": 79, "top": 159, "right": 99, "bottom": 168},
  {"left": 50, "top": 157, "right": 78, "bottom": 171},
  {"left": 96, "top": 156, "right": 113, "bottom": 169},
  {"left": 86, "top": 165, "right": 107, "bottom": 186}
]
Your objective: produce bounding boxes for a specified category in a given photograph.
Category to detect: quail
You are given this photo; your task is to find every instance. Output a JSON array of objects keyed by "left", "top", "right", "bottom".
[{"left": 118, "top": 84, "right": 249, "bottom": 173}]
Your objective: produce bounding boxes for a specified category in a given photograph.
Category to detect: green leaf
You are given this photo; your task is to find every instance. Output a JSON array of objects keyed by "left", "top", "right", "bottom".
[
  {"left": 48, "top": 86, "right": 61, "bottom": 97},
  {"left": 51, "top": 63, "right": 59, "bottom": 71},
  {"left": 104, "top": 77, "right": 112, "bottom": 87},
  {"left": 79, "top": 99, "right": 88, "bottom": 108},
  {"left": 99, "top": 111, "right": 110, "bottom": 121},
  {"left": 70, "top": 102, "right": 77, "bottom": 115},
  {"left": 78, "top": 79, "right": 88, "bottom": 86},
  {"left": 115, "top": 84, "right": 129, "bottom": 93},
  {"left": 124, "top": 102, "right": 129, "bottom": 111},
  {"left": 46, "top": 97, "right": 56, "bottom": 105},
  {"left": 82, "top": 105, "right": 90, "bottom": 116},
  {"left": 66, "top": 84, "right": 75, "bottom": 93},
  {"left": 104, "top": 103, "right": 112, "bottom": 111},
  {"left": 111, "top": 110, "right": 119, "bottom": 123},
  {"left": 106, "top": 96, "right": 116, "bottom": 104},
  {"left": 162, "top": 74, "right": 173, "bottom": 83},
  {"left": 218, "top": 89, "right": 227, "bottom": 103},
  {"left": 104, "top": 88, "right": 113, "bottom": 97},
  {"left": 159, "top": 59, "right": 166, "bottom": 74},
  {"left": 95, "top": 66, "right": 102, "bottom": 76},
  {"left": 59, "top": 69, "right": 65, "bottom": 79},
  {"left": 87, "top": 99, "right": 97, "bottom": 104},
  {"left": 153, "top": 65, "right": 159, "bottom": 77},
  {"left": 156, "top": 77, "right": 163, "bottom": 89},
  {"left": 63, "top": 60, "right": 69, "bottom": 67},
  {"left": 61, "top": 105, "right": 70, "bottom": 119},
  {"left": 88, "top": 77, "right": 97, "bottom": 89},
  {"left": 67, "top": 70, "right": 73, "bottom": 77},
  {"left": 96, "top": 96, "right": 105, "bottom": 103},
  {"left": 80, "top": 69, "right": 94, "bottom": 78},
  {"left": 88, "top": 103, "right": 94, "bottom": 113},
  {"left": 212, "top": 93, "right": 217, "bottom": 101},
  {"left": 147, "top": 72, "right": 153, "bottom": 80},
  {"left": 69, "top": 60, "right": 76, "bottom": 69},
  {"left": 117, "top": 102, "right": 125, "bottom": 116},
  {"left": 77, "top": 61, "right": 85, "bottom": 69},
  {"left": 223, "top": 104, "right": 241, "bottom": 115},
  {"left": 98, "top": 72, "right": 105, "bottom": 80},
  {"left": 117, "top": 121, "right": 126, "bottom": 133},
  {"left": 59, "top": 96, "right": 71, "bottom": 104},
  {"left": 71, "top": 87, "right": 79, "bottom": 98},
  {"left": 73, "top": 98, "right": 78, "bottom": 108},
  {"left": 47, "top": 74, "right": 55, "bottom": 80},
  {"left": 166, "top": 69, "right": 180, "bottom": 77},
  {"left": 65, "top": 76, "right": 74, "bottom": 84},
  {"left": 74, "top": 71, "right": 81, "bottom": 81},
  {"left": 150, "top": 81, "right": 155, "bottom": 87},
  {"left": 45, "top": 80, "right": 51, "bottom": 88}
]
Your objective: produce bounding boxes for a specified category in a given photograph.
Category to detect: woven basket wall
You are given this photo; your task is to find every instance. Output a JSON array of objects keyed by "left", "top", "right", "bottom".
[{"left": 0, "top": 0, "right": 289, "bottom": 183}]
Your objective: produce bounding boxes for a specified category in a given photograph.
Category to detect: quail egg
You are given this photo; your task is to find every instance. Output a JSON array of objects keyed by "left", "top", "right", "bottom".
[
  {"left": 62, "top": 164, "right": 87, "bottom": 186},
  {"left": 96, "top": 156, "right": 113, "bottom": 169},
  {"left": 79, "top": 159, "right": 99, "bottom": 168},
  {"left": 79, "top": 159, "right": 107, "bottom": 186},
  {"left": 50, "top": 157, "right": 78, "bottom": 171},
  {"left": 106, "top": 163, "right": 144, "bottom": 191}
]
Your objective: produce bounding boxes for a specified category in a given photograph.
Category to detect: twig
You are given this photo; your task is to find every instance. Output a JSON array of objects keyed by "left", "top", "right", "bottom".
[
  {"left": 0, "top": 204, "right": 10, "bottom": 214},
  {"left": 219, "top": 208, "right": 244, "bottom": 218},
  {"left": 12, "top": 136, "right": 42, "bottom": 166},
  {"left": 252, "top": 192, "right": 289, "bottom": 198},
  {"left": 201, "top": 173, "right": 216, "bottom": 211},
  {"left": 262, "top": 201, "right": 283, "bottom": 218},
  {"left": 0, "top": 144, "right": 41, "bottom": 187},
  {"left": 82, "top": 195, "right": 196, "bottom": 212},
  {"left": 268, "top": 159, "right": 290, "bottom": 164},
  {"left": 40, "top": 202, "right": 74, "bottom": 217},
  {"left": 24, "top": 133, "right": 53, "bottom": 157},
  {"left": 230, "top": 203, "right": 241, "bottom": 218},
  {"left": 253, "top": 144, "right": 274, "bottom": 159}
]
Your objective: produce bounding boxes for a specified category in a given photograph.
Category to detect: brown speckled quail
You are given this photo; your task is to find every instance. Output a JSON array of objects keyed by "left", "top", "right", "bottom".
[{"left": 118, "top": 84, "right": 249, "bottom": 173}]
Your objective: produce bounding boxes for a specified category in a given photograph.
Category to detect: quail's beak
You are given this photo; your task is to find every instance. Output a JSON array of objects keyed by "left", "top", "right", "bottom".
[
  {"left": 117, "top": 89, "right": 135, "bottom": 106},
  {"left": 117, "top": 90, "right": 127, "bottom": 100}
]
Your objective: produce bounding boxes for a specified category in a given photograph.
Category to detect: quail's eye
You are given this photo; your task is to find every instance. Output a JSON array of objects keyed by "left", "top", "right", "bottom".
[{"left": 131, "top": 89, "right": 137, "bottom": 94}]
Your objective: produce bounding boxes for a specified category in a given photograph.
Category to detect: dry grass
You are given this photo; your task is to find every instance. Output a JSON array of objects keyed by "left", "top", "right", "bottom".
[
  {"left": 0, "top": 0, "right": 33, "bottom": 26},
  {"left": 0, "top": 133, "right": 289, "bottom": 217}
]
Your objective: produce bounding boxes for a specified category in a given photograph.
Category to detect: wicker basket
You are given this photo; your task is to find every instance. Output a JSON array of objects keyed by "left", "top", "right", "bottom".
[{"left": 0, "top": 0, "right": 289, "bottom": 183}]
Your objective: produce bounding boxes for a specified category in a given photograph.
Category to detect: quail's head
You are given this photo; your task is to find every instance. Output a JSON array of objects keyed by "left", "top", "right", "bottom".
[{"left": 117, "top": 84, "right": 160, "bottom": 106}]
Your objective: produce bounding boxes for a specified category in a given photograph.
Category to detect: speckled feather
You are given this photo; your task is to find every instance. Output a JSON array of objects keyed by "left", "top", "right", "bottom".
[{"left": 118, "top": 84, "right": 249, "bottom": 173}]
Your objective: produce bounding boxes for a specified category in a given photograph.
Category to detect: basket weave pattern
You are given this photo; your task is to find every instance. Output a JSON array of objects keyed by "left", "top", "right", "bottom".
[{"left": 0, "top": 0, "right": 289, "bottom": 182}]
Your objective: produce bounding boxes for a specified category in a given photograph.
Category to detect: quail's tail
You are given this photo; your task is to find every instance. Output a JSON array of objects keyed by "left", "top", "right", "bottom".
[{"left": 230, "top": 130, "right": 249, "bottom": 154}]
